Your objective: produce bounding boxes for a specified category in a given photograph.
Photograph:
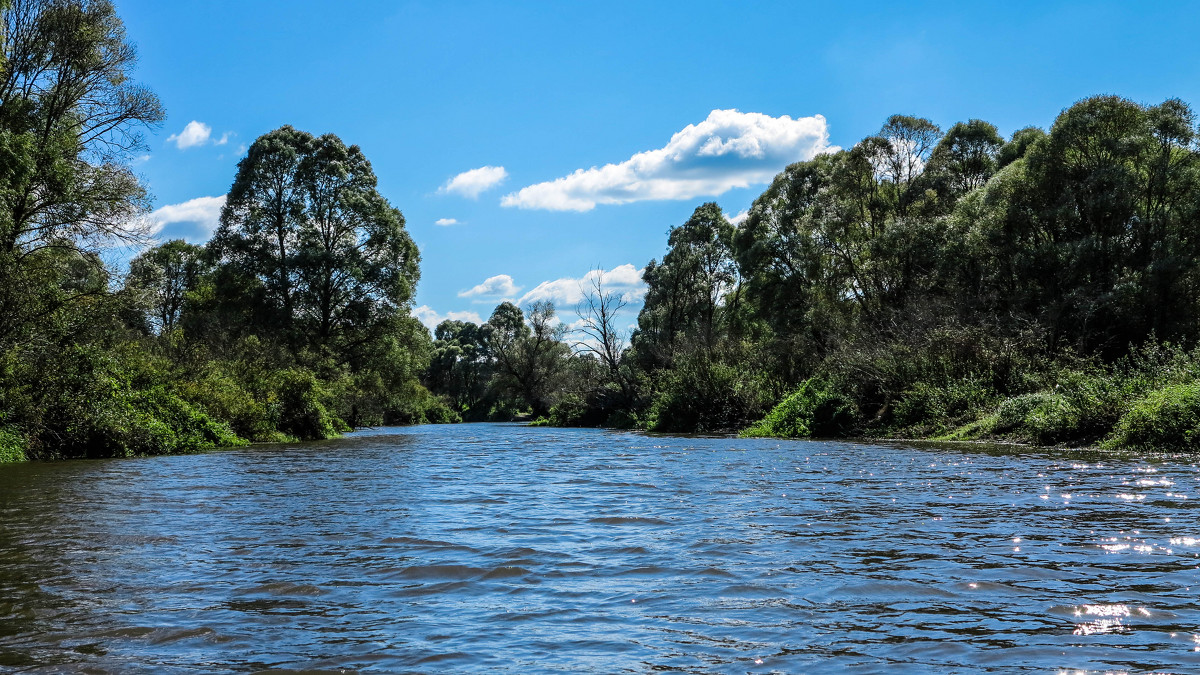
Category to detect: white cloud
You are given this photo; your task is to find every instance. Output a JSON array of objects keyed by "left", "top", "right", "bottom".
[
  {"left": 458, "top": 274, "right": 522, "bottom": 299},
  {"left": 215, "top": 131, "right": 234, "bottom": 146},
  {"left": 144, "top": 195, "right": 226, "bottom": 240},
  {"left": 728, "top": 209, "right": 750, "bottom": 226},
  {"left": 435, "top": 218, "right": 460, "bottom": 226},
  {"left": 439, "top": 165, "right": 509, "bottom": 199},
  {"left": 501, "top": 109, "right": 835, "bottom": 211},
  {"left": 518, "top": 264, "right": 646, "bottom": 306},
  {"left": 166, "top": 120, "right": 212, "bottom": 150},
  {"left": 412, "top": 305, "right": 484, "bottom": 331}
]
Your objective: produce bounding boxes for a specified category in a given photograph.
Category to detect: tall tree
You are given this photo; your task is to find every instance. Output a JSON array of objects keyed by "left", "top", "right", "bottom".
[
  {"left": 488, "top": 301, "right": 569, "bottom": 415},
  {"left": 0, "top": 0, "right": 163, "bottom": 345},
  {"left": 209, "top": 127, "right": 420, "bottom": 365},
  {"left": 634, "top": 203, "right": 738, "bottom": 369}
]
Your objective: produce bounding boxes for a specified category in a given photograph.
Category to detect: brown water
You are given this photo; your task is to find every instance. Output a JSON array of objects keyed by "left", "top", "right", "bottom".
[{"left": 1, "top": 424, "right": 1199, "bottom": 673}]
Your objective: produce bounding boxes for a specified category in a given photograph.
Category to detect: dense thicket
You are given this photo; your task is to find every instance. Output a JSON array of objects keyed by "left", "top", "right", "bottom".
[
  {"left": 0, "top": 0, "right": 446, "bottom": 461},
  {"left": 426, "top": 95, "right": 1200, "bottom": 451}
]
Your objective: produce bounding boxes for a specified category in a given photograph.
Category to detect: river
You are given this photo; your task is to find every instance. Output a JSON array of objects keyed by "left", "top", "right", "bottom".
[{"left": 1, "top": 423, "right": 1198, "bottom": 673}]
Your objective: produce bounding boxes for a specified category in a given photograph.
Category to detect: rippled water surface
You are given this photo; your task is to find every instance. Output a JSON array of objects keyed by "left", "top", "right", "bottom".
[{"left": 2, "top": 424, "right": 1200, "bottom": 673}]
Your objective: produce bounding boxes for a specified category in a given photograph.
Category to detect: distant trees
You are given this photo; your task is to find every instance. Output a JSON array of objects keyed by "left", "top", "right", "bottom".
[{"left": 488, "top": 301, "right": 569, "bottom": 416}]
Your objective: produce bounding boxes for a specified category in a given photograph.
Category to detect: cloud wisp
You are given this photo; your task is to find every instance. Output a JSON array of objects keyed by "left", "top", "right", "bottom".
[
  {"left": 144, "top": 195, "right": 226, "bottom": 240},
  {"left": 413, "top": 305, "right": 484, "bottom": 330},
  {"left": 518, "top": 264, "right": 646, "bottom": 306},
  {"left": 167, "top": 121, "right": 213, "bottom": 149},
  {"left": 501, "top": 109, "right": 834, "bottom": 211},
  {"left": 439, "top": 165, "right": 509, "bottom": 199},
  {"left": 459, "top": 274, "right": 523, "bottom": 299},
  {"left": 435, "top": 218, "right": 460, "bottom": 226}
]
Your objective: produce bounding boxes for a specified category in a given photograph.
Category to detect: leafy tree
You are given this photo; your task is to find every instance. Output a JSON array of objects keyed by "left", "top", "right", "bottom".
[
  {"left": 923, "top": 119, "right": 1004, "bottom": 209},
  {"left": 0, "top": 0, "right": 163, "bottom": 346},
  {"left": 488, "top": 301, "right": 569, "bottom": 415},
  {"left": 126, "top": 240, "right": 209, "bottom": 336},
  {"left": 634, "top": 203, "right": 738, "bottom": 369},
  {"left": 426, "top": 319, "right": 494, "bottom": 416},
  {"left": 209, "top": 126, "right": 420, "bottom": 365}
]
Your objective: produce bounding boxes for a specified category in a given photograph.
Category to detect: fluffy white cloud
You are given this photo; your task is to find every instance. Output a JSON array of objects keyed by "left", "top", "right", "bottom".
[
  {"left": 501, "top": 109, "right": 834, "bottom": 211},
  {"left": 435, "top": 217, "right": 460, "bottom": 226},
  {"left": 728, "top": 209, "right": 750, "bottom": 226},
  {"left": 459, "top": 274, "right": 522, "bottom": 299},
  {"left": 167, "top": 121, "right": 212, "bottom": 150},
  {"left": 518, "top": 264, "right": 646, "bottom": 306},
  {"left": 412, "top": 305, "right": 484, "bottom": 330},
  {"left": 144, "top": 195, "right": 226, "bottom": 240},
  {"left": 439, "top": 165, "right": 508, "bottom": 199}
]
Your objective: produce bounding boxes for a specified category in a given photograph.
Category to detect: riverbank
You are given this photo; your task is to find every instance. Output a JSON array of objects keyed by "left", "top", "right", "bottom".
[{"left": 738, "top": 347, "right": 1200, "bottom": 453}]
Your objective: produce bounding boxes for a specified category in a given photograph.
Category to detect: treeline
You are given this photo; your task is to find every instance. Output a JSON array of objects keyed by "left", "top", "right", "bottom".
[
  {"left": 0, "top": 0, "right": 448, "bottom": 461},
  {"left": 429, "top": 95, "right": 1200, "bottom": 451}
]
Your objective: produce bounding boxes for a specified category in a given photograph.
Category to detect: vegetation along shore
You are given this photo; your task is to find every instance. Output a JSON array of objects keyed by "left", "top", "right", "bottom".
[{"left": 4, "top": 0, "right": 1200, "bottom": 461}]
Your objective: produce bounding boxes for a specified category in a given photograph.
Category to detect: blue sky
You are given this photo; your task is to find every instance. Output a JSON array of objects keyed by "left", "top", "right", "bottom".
[{"left": 117, "top": 0, "right": 1200, "bottom": 329}]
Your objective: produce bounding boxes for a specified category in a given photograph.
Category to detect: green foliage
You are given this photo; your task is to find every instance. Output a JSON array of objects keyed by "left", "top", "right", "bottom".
[
  {"left": 546, "top": 395, "right": 591, "bottom": 427},
  {"left": 270, "top": 369, "right": 341, "bottom": 441},
  {"left": 1106, "top": 381, "right": 1200, "bottom": 451},
  {"left": 890, "top": 376, "right": 995, "bottom": 435},
  {"left": 0, "top": 426, "right": 27, "bottom": 463},
  {"left": 385, "top": 380, "right": 461, "bottom": 425},
  {"left": 648, "top": 354, "right": 773, "bottom": 433},
  {"left": 741, "top": 379, "right": 856, "bottom": 438}
]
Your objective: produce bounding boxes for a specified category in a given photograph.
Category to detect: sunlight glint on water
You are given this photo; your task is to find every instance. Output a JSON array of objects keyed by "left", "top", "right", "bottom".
[{"left": 0, "top": 424, "right": 1199, "bottom": 673}]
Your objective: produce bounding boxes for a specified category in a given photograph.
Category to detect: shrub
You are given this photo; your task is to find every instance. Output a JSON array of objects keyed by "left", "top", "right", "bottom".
[
  {"left": 890, "top": 375, "right": 994, "bottom": 434},
  {"left": 649, "top": 356, "right": 773, "bottom": 433},
  {"left": 271, "top": 369, "right": 341, "bottom": 440},
  {"left": 1105, "top": 381, "right": 1200, "bottom": 451},
  {"left": 0, "top": 426, "right": 27, "bottom": 462},
  {"left": 178, "top": 369, "right": 278, "bottom": 442},
  {"left": 994, "top": 392, "right": 1061, "bottom": 432},
  {"left": 742, "top": 379, "right": 857, "bottom": 438}
]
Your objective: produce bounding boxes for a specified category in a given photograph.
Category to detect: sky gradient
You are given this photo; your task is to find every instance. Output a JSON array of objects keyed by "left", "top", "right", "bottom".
[{"left": 115, "top": 0, "right": 1200, "bottom": 329}]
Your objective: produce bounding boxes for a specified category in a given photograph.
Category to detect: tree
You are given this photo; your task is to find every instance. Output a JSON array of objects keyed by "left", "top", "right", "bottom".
[
  {"left": 865, "top": 115, "right": 942, "bottom": 216},
  {"left": 0, "top": 0, "right": 163, "bottom": 345},
  {"left": 209, "top": 126, "right": 420, "bottom": 365},
  {"left": 488, "top": 301, "right": 569, "bottom": 415},
  {"left": 126, "top": 240, "right": 208, "bottom": 336},
  {"left": 426, "top": 319, "right": 494, "bottom": 415},
  {"left": 923, "top": 119, "right": 1004, "bottom": 207},
  {"left": 634, "top": 203, "right": 738, "bottom": 369},
  {"left": 574, "top": 269, "right": 633, "bottom": 401}
]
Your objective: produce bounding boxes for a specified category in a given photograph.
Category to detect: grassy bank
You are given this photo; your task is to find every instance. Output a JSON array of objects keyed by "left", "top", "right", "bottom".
[{"left": 741, "top": 342, "right": 1200, "bottom": 452}]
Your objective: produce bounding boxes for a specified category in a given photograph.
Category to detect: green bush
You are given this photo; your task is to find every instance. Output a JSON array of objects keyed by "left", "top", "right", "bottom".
[
  {"left": 1105, "top": 381, "right": 1200, "bottom": 451},
  {"left": 741, "top": 379, "right": 857, "bottom": 438},
  {"left": 385, "top": 380, "right": 461, "bottom": 425},
  {"left": 271, "top": 369, "right": 342, "bottom": 440},
  {"left": 0, "top": 426, "right": 27, "bottom": 462},
  {"left": 178, "top": 369, "right": 279, "bottom": 442},
  {"left": 649, "top": 356, "right": 773, "bottom": 433},
  {"left": 547, "top": 395, "right": 591, "bottom": 427},
  {"left": 890, "top": 376, "right": 994, "bottom": 434},
  {"left": 994, "top": 392, "right": 1061, "bottom": 432}
]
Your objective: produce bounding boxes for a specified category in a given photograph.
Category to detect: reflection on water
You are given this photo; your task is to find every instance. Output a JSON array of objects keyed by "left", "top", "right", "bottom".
[{"left": 1, "top": 424, "right": 1199, "bottom": 673}]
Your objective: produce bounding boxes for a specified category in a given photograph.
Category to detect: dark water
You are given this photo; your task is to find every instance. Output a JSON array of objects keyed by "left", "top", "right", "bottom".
[{"left": 2, "top": 425, "right": 1200, "bottom": 673}]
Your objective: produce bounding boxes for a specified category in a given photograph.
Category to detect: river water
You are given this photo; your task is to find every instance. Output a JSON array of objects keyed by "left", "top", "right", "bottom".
[{"left": 1, "top": 424, "right": 1199, "bottom": 673}]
